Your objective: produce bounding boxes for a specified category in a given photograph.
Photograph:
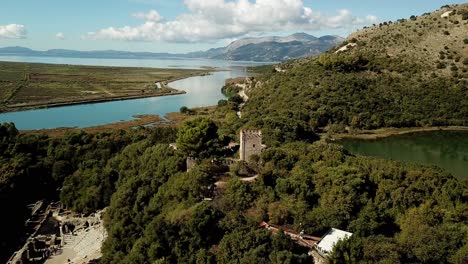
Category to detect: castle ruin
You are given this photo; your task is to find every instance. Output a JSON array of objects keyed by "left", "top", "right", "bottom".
[
  {"left": 240, "top": 130, "right": 266, "bottom": 161},
  {"left": 186, "top": 157, "right": 198, "bottom": 172}
]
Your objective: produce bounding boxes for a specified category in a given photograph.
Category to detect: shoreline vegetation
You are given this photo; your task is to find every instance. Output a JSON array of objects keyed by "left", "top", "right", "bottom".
[
  {"left": 21, "top": 114, "right": 164, "bottom": 137},
  {"left": 2, "top": 89, "right": 187, "bottom": 113},
  {"left": 328, "top": 126, "right": 468, "bottom": 140},
  {"left": 20, "top": 106, "right": 217, "bottom": 137},
  {"left": 19, "top": 101, "right": 468, "bottom": 140},
  {"left": 0, "top": 61, "right": 214, "bottom": 113},
  {"left": 16, "top": 72, "right": 468, "bottom": 140}
]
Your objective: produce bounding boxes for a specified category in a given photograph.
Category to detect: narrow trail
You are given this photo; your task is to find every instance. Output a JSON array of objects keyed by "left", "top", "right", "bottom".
[
  {"left": 214, "top": 175, "right": 259, "bottom": 188},
  {"left": 260, "top": 221, "right": 321, "bottom": 249},
  {"left": 239, "top": 175, "right": 258, "bottom": 182},
  {"left": 236, "top": 83, "right": 249, "bottom": 118}
]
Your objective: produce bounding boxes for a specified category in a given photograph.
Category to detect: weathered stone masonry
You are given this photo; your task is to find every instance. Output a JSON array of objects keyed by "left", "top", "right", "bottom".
[{"left": 239, "top": 130, "right": 266, "bottom": 161}]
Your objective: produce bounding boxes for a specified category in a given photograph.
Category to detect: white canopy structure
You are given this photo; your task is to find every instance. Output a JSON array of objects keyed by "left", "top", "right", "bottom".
[{"left": 316, "top": 228, "right": 353, "bottom": 255}]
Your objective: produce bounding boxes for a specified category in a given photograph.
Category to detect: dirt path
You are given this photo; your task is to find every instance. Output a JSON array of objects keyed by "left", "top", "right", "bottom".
[
  {"left": 215, "top": 175, "right": 259, "bottom": 188},
  {"left": 100, "top": 88, "right": 116, "bottom": 96},
  {"left": 239, "top": 175, "right": 258, "bottom": 182}
]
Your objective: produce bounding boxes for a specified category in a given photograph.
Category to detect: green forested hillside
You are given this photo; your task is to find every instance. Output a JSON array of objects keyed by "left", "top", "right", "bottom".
[
  {"left": 242, "top": 4, "right": 468, "bottom": 139},
  {"left": 0, "top": 124, "right": 177, "bottom": 262},
  {"left": 99, "top": 136, "right": 467, "bottom": 263},
  {"left": 3, "top": 118, "right": 466, "bottom": 263},
  {"left": 1, "top": 115, "right": 467, "bottom": 263}
]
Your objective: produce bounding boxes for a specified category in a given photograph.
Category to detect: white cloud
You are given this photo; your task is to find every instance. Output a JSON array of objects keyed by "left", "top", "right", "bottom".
[
  {"left": 55, "top": 32, "right": 65, "bottom": 40},
  {"left": 366, "top": 15, "right": 379, "bottom": 24},
  {"left": 132, "top": 10, "right": 163, "bottom": 22},
  {"left": 87, "top": 0, "right": 378, "bottom": 43},
  {"left": 0, "top": 24, "right": 27, "bottom": 39}
]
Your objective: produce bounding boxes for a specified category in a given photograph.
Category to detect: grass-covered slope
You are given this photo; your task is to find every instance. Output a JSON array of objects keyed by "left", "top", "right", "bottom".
[
  {"left": 348, "top": 5, "right": 467, "bottom": 73},
  {"left": 243, "top": 4, "right": 468, "bottom": 137}
]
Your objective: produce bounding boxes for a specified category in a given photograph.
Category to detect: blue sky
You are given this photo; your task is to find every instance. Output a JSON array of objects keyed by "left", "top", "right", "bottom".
[{"left": 0, "top": 0, "right": 465, "bottom": 53}]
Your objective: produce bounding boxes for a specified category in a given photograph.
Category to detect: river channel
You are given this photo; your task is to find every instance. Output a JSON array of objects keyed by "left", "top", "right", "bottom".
[{"left": 0, "top": 56, "right": 265, "bottom": 129}]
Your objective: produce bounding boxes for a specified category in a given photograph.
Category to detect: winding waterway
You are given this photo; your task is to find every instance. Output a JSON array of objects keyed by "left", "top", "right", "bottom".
[
  {"left": 340, "top": 131, "right": 468, "bottom": 180},
  {"left": 0, "top": 56, "right": 265, "bottom": 129}
]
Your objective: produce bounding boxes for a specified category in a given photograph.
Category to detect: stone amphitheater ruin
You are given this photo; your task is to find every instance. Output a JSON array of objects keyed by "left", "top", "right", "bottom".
[{"left": 7, "top": 201, "right": 106, "bottom": 264}]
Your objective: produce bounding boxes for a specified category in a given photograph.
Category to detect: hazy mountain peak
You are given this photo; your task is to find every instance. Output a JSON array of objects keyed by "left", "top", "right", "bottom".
[
  {"left": 290, "top": 32, "right": 319, "bottom": 40},
  {"left": 0, "top": 46, "right": 34, "bottom": 52},
  {"left": 217, "top": 33, "right": 343, "bottom": 61},
  {"left": 226, "top": 33, "right": 322, "bottom": 51},
  {"left": 319, "top": 35, "right": 342, "bottom": 41},
  {"left": 0, "top": 33, "right": 344, "bottom": 62}
]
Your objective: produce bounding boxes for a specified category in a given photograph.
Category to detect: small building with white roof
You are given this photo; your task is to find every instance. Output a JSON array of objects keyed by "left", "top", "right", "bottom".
[{"left": 315, "top": 228, "right": 353, "bottom": 256}]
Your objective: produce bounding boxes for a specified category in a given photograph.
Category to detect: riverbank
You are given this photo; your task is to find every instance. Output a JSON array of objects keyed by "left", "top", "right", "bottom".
[
  {"left": 329, "top": 126, "right": 468, "bottom": 140},
  {"left": 20, "top": 106, "right": 217, "bottom": 137},
  {"left": 21, "top": 114, "right": 164, "bottom": 137},
  {"left": 0, "top": 60, "right": 211, "bottom": 113},
  {"left": 2, "top": 89, "right": 186, "bottom": 113}
]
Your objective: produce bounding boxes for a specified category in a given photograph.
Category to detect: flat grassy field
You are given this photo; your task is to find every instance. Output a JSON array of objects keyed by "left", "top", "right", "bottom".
[{"left": 0, "top": 61, "right": 210, "bottom": 112}]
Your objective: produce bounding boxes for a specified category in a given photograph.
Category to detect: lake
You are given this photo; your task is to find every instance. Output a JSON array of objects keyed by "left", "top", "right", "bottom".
[
  {"left": 0, "top": 56, "right": 268, "bottom": 130},
  {"left": 340, "top": 131, "right": 468, "bottom": 180}
]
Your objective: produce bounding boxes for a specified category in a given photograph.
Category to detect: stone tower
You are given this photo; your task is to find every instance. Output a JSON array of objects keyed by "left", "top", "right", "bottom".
[
  {"left": 240, "top": 130, "right": 265, "bottom": 161},
  {"left": 186, "top": 157, "right": 198, "bottom": 172}
]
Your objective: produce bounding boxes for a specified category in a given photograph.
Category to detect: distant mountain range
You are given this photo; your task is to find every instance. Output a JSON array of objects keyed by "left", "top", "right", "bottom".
[{"left": 0, "top": 33, "right": 344, "bottom": 62}]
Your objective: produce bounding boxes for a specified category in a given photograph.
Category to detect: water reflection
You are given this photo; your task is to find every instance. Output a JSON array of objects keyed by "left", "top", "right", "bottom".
[{"left": 340, "top": 131, "right": 468, "bottom": 179}]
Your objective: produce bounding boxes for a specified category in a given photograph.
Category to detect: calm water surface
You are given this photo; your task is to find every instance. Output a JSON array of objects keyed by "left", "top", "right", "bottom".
[
  {"left": 0, "top": 56, "right": 267, "bottom": 129},
  {"left": 0, "top": 55, "right": 268, "bottom": 69},
  {"left": 340, "top": 131, "right": 468, "bottom": 180}
]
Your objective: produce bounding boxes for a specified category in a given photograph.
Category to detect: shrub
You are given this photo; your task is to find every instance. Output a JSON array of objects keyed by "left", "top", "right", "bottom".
[
  {"left": 463, "top": 58, "right": 468, "bottom": 66},
  {"left": 217, "top": 100, "right": 228, "bottom": 107},
  {"left": 228, "top": 94, "right": 244, "bottom": 104},
  {"left": 436, "top": 62, "right": 447, "bottom": 69},
  {"left": 461, "top": 11, "right": 468, "bottom": 20},
  {"left": 180, "top": 106, "right": 194, "bottom": 115}
]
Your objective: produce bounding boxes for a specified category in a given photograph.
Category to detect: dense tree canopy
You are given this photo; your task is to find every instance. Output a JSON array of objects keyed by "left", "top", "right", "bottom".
[
  {"left": 176, "top": 117, "right": 222, "bottom": 158},
  {"left": 0, "top": 124, "right": 177, "bottom": 262},
  {"left": 243, "top": 52, "right": 467, "bottom": 138}
]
